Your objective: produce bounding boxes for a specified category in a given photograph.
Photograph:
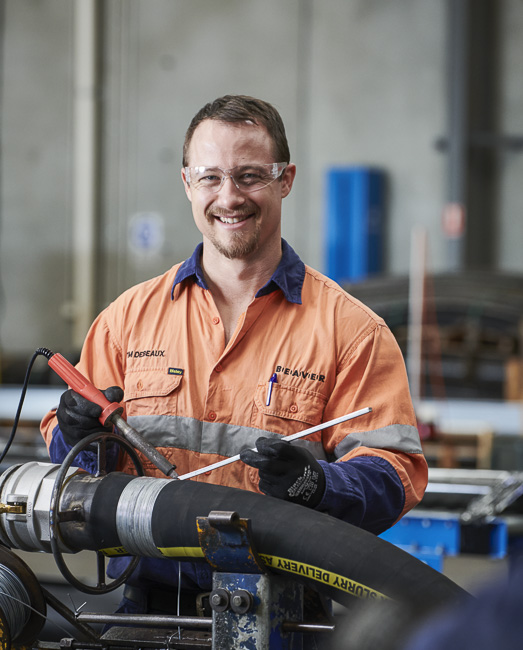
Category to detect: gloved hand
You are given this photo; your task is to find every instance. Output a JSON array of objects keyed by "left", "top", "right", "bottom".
[
  {"left": 56, "top": 386, "right": 124, "bottom": 448},
  {"left": 240, "top": 437, "right": 326, "bottom": 508}
]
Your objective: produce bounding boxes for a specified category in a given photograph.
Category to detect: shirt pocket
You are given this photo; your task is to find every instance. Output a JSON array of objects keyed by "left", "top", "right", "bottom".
[
  {"left": 123, "top": 370, "right": 183, "bottom": 416},
  {"left": 251, "top": 383, "right": 327, "bottom": 436}
]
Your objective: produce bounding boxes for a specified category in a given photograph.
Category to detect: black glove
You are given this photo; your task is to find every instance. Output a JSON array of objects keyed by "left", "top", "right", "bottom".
[
  {"left": 240, "top": 437, "right": 326, "bottom": 508},
  {"left": 56, "top": 386, "right": 124, "bottom": 448}
]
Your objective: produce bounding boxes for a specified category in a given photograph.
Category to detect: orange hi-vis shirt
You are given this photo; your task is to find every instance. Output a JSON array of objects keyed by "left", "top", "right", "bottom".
[{"left": 42, "top": 240, "right": 427, "bottom": 532}]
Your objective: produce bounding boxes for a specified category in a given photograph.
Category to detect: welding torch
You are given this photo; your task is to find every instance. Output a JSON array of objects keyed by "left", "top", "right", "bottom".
[{"left": 40, "top": 348, "right": 179, "bottom": 479}]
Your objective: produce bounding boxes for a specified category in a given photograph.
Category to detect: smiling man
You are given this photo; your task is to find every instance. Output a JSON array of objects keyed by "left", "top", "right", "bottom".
[
  {"left": 182, "top": 120, "right": 292, "bottom": 263},
  {"left": 41, "top": 95, "right": 427, "bottom": 639},
  {"left": 180, "top": 113, "right": 296, "bottom": 344}
]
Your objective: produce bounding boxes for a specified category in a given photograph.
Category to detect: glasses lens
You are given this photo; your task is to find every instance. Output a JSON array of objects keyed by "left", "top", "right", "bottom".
[
  {"left": 189, "top": 167, "right": 224, "bottom": 191},
  {"left": 187, "top": 163, "right": 287, "bottom": 193},
  {"left": 232, "top": 164, "right": 284, "bottom": 191}
]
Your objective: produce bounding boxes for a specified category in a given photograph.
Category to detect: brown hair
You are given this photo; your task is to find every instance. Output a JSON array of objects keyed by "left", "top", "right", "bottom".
[{"left": 182, "top": 95, "right": 290, "bottom": 167}]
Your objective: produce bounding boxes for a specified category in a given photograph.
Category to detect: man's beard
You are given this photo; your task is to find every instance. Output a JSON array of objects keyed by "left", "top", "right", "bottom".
[{"left": 205, "top": 208, "right": 261, "bottom": 260}]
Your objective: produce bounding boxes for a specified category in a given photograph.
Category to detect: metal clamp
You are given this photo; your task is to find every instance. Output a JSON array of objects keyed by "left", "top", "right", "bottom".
[{"left": 196, "top": 511, "right": 266, "bottom": 574}]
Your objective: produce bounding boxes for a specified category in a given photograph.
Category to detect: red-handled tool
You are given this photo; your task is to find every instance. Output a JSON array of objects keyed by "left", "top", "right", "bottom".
[
  {"left": 42, "top": 349, "right": 178, "bottom": 479},
  {"left": 48, "top": 353, "right": 124, "bottom": 427}
]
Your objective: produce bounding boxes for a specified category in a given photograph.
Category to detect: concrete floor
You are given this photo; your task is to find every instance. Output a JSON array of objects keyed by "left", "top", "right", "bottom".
[{"left": 443, "top": 554, "right": 508, "bottom": 593}]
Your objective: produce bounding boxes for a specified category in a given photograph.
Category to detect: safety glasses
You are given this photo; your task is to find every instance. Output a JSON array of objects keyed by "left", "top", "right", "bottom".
[{"left": 184, "top": 162, "right": 288, "bottom": 194}]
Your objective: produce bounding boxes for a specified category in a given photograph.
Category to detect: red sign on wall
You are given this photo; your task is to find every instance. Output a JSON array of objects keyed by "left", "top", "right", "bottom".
[{"left": 442, "top": 203, "right": 466, "bottom": 238}]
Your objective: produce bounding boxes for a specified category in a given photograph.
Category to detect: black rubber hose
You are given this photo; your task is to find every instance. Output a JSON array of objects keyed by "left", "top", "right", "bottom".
[{"left": 66, "top": 473, "right": 468, "bottom": 616}]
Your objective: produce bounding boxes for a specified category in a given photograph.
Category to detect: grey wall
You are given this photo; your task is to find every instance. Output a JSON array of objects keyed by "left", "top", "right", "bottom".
[
  {"left": 1, "top": 1, "right": 75, "bottom": 356},
  {"left": 498, "top": 0, "right": 523, "bottom": 269},
  {"left": 1, "top": 0, "right": 522, "bottom": 359}
]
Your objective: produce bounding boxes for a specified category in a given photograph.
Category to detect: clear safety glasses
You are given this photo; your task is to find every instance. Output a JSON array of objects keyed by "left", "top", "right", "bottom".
[{"left": 184, "top": 162, "right": 288, "bottom": 194}]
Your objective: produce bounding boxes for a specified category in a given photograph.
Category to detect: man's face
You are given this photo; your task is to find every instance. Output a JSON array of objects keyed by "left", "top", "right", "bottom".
[{"left": 182, "top": 119, "right": 295, "bottom": 261}]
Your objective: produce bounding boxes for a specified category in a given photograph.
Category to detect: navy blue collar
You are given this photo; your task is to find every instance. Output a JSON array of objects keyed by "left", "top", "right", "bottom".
[{"left": 171, "top": 239, "right": 304, "bottom": 304}]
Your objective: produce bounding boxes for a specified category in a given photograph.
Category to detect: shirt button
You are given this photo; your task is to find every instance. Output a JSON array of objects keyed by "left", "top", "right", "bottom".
[
  {"left": 290, "top": 404, "right": 298, "bottom": 413},
  {"left": 208, "top": 411, "right": 217, "bottom": 421},
  {"left": 212, "top": 317, "right": 220, "bottom": 325},
  {"left": 137, "top": 380, "right": 143, "bottom": 390},
  {"left": 215, "top": 364, "right": 223, "bottom": 372}
]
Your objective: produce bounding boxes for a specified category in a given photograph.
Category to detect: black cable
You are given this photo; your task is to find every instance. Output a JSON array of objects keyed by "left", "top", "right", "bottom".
[{"left": 0, "top": 348, "right": 54, "bottom": 465}]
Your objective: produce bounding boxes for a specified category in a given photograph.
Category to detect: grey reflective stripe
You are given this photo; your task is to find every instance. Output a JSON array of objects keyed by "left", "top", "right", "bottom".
[
  {"left": 127, "top": 414, "right": 328, "bottom": 461},
  {"left": 334, "top": 424, "right": 423, "bottom": 458},
  {"left": 127, "top": 414, "right": 203, "bottom": 451}
]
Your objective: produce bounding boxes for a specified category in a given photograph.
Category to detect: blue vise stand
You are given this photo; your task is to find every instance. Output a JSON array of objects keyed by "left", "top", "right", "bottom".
[{"left": 197, "top": 510, "right": 304, "bottom": 649}]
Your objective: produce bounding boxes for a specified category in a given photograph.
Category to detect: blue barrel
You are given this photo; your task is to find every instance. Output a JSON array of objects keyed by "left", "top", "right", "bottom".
[{"left": 325, "top": 167, "right": 385, "bottom": 283}]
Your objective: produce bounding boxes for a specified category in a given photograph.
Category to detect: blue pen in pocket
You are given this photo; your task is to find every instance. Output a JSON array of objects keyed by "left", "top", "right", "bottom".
[{"left": 266, "top": 373, "right": 278, "bottom": 406}]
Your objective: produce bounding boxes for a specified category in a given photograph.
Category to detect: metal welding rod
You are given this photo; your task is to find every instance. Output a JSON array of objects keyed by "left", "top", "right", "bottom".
[{"left": 178, "top": 406, "right": 372, "bottom": 480}]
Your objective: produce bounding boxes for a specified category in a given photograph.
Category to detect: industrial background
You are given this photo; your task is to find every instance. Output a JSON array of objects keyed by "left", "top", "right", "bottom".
[
  {"left": 1, "top": 0, "right": 523, "bottom": 359},
  {"left": 0, "top": 0, "right": 523, "bottom": 647}
]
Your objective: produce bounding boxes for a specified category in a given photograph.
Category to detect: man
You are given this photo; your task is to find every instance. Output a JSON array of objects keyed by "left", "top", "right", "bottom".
[{"left": 41, "top": 95, "right": 427, "bottom": 622}]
